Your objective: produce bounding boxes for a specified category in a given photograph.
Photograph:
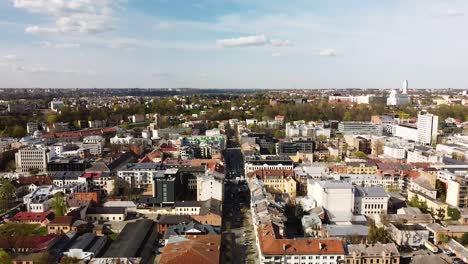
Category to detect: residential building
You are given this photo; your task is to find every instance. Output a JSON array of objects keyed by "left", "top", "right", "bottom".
[
  {"left": 417, "top": 113, "right": 438, "bottom": 145},
  {"left": 446, "top": 176, "right": 468, "bottom": 208},
  {"left": 159, "top": 235, "right": 221, "bottom": 264},
  {"left": 15, "top": 147, "right": 49, "bottom": 173},
  {"left": 244, "top": 157, "right": 294, "bottom": 174},
  {"left": 388, "top": 223, "right": 429, "bottom": 247},
  {"left": 86, "top": 207, "right": 126, "bottom": 221},
  {"left": 175, "top": 201, "right": 202, "bottom": 215},
  {"left": 338, "top": 122, "right": 383, "bottom": 136},
  {"left": 10, "top": 211, "right": 53, "bottom": 226},
  {"left": 345, "top": 243, "right": 400, "bottom": 264},
  {"left": 197, "top": 172, "right": 223, "bottom": 201}
]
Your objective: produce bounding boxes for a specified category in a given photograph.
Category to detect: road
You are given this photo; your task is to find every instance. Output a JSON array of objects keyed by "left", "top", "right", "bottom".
[{"left": 221, "top": 146, "right": 259, "bottom": 264}]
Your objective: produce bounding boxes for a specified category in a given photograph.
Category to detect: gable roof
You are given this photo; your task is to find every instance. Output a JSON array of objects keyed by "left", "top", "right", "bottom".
[
  {"left": 159, "top": 235, "right": 221, "bottom": 264},
  {"left": 12, "top": 212, "right": 53, "bottom": 222}
]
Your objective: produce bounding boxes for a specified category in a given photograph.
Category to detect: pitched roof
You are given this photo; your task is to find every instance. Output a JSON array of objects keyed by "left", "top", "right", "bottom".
[
  {"left": 48, "top": 216, "right": 74, "bottom": 226},
  {"left": 86, "top": 207, "right": 126, "bottom": 215},
  {"left": 0, "top": 235, "right": 58, "bottom": 250},
  {"left": 17, "top": 176, "right": 53, "bottom": 186},
  {"left": 11, "top": 211, "right": 53, "bottom": 222},
  {"left": 160, "top": 235, "right": 221, "bottom": 264},
  {"left": 258, "top": 222, "right": 344, "bottom": 255}
]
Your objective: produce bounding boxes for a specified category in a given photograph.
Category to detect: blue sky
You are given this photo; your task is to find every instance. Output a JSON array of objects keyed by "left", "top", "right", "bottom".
[{"left": 0, "top": 0, "right": 467, "bottom": 89}]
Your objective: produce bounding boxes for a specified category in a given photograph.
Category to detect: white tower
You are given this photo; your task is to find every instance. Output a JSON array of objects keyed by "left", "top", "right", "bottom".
[{"left": 402, "top": 80, "right": 408, "bottom": 94}]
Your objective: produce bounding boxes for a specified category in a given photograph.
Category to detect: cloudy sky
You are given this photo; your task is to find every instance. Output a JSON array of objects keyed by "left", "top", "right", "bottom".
[{"left": 0, "top": 0, "right": 467, "bottom": 89}]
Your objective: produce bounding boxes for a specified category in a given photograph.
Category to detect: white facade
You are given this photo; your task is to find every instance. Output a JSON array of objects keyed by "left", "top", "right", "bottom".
[
  {"left": 15, "top": 147, "right": 49, "bottom": 173},
  {"left": 393, "top": 125, "right": 418, "bottom": 142},
  {"left": 353, "top": 186, "right": 389, "bottom": 215},
  {"left": 285, "top": 123, "right": 316, "bottom": 138},
  {"left": 197, "top": 174, "right": 223, "bottom": 201},
  {"left": 245, "top": 163, "right": 294, "bottom": 174},
  {"left": 417, "top": 113, "right": 439, "bottom": 145},
  {"left": 383, "top": 145, "right": 407, "bottom": 159},
  {"left": 387, "top": 88, "right": 410, "bottom": 106},
  {"left": 308, "top": 181, "right": 354, "bottom": 216},
  {"left": 407, "top": 149, "right": 442, "bottom": 163}
]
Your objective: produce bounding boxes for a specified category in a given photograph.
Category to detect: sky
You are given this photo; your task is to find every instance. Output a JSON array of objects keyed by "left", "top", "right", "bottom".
[{"left": 0, "top": 0, "right": 467, "bottom": 89}]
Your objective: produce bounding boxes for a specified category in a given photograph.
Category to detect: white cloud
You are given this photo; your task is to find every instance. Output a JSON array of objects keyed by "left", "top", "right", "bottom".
[
  {"left": 271, "top": 52, "right": 282, "bottom": 57},
  {"left": 10, "top": 64, "right": 93, "bottom": 75},
  {"left": 446, "top": 9, "right": 464, "bottom": 17},
  {"left": 3, "top": 54, "right": 22, "bottom": 62},
  {"left": 154, "top": 22, "right": 174, "bottom": 30},
  {"left": 270, "top": 39, "right": 291, "bottom": 47},
  {"left": 217, "top": 34, "right": 268, "bottom": 47},
  {"left": 14, "top": 0, "right": 116, "bottom": 35},
  {"left": 319, "top": 48, "right": 338, "bottom": 57},
  {"left": 42, "top": 41, "right": 80, "bottom": 48}
]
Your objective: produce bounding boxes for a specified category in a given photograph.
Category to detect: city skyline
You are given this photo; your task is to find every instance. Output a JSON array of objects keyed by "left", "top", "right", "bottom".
[{"left": 0, "top": 0, "right": 467, "bottom": 89}]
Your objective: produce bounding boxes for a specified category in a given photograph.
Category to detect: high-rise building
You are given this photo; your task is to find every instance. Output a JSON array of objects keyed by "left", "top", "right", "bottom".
[{"left": 417, "top": 113, "right": 438, "bottom": 145}]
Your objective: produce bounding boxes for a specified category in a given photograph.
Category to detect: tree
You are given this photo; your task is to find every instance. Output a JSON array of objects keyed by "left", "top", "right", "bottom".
[
  {"left": 343, "top": 112, "right": 352, "bottom": 121},
  {"left": 51, "top": 192, "right": 68, "bottom": 217},
  {"left": 352, "top": 151, "right": 367, "bottom": 159},
  {"left": 29, "top": 168, "right": 39, "bottom": 176},
  {"left": 436, "top": 208, "right": 446, "bottom": 221},
  {"left": 436, "top": 180, "right": 447, "bottom": 202},
  {"left": 60, "top": 256, "right": 82, "bottom": 264},
  {"left": 438, "top": 233, "right": 449, "bottom": 245},
  {"left": 368, "top": 226, "right": 390, "bottom": 244},
  {"left": 448, "top": 208, "right": 461, "bottom": 220},
  {"left": 0, "top": 250, "right": 12, "bottom": 264},
  {"left": 0, "top": 180, "right": 16, "bottom": 212},
  {"left": 5, "top": 160, "right": 16, "bottom": 172},
  {"left": 33, "top": 252, "right": 55, "bottom": 264},
  {"left": 461, "top": 233, "right": 468, "bottom": 246}
]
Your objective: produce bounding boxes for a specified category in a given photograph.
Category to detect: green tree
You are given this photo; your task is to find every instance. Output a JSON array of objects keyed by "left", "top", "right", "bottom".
[
  {"left": 368, "top": 226, "right": 390, "bottom": 244},
  {"left": 29, "top": 168, "right": 40, "bottom": 176},
  {"left": 51, "top": 192, "right": 68, "bottom": 217},
  {"left": 33, "top": 252, "right": 55, "bottom": 264},
  {"left": 60, "top": 256, "right": 82, "bottom": 264},
  {"left": 0, "top": 180, "right": 16, "bottom": 212},
  {"left": 5, "top": 160, "right": 16, "bottom": 172},
  {"left": 461, "top": 233, "right": 468, "bottom": 246},
  {"left": 436, "top": 180, "right": 447, "bottom": 202},
  {"left": 0, "top": 249, "right": 12, "bottom": 264},
  {"left": 343, "top": 112, "right": 352, "bottom": 121},
  {"left": 46, "top": 114, "right": 59, "bottom": 125},
  {"left": 352, "top": 151, "right": 367, "bottom": 159},
  {"left": 438, "top": 233, "right": 449, "bottom": 245},
  {"left": 448, "top": 208, "right": 461, "bottom": 220}
]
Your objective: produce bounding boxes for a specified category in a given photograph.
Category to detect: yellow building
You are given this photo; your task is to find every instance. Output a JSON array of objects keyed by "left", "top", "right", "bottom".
[
  {"left": 345, "top": 243, "right": 400, "bottom": 264},
  {"left": 408, "top": 189, "right": 449, "bottom": 219},
  {"left": 263, "top": 176, "right": 297, "bottom": 197},
  {"left": 346, "top": 162, "right": 378, "bottom": 174}
]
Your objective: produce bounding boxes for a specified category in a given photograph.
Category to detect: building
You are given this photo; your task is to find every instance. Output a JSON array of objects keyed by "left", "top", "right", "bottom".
[
  {"left": 159, "top": 235, "right": 221, "bottom": 264},
  {"left": 387, "top": 80, "right": 410, "bottom": 106},
  {"left": 102, "top": 219, "right": 158, "bottom": 264},
  {"left": 117, "top": 163, "right": 160, "bottom": 189},
  {"left": 257, "top": 222, "right": 345, "bottom": 264},
  {"left": 353, "top": 186, "right": 389, "bottom": 215},
  {"left": 244, "top": 157, "right": 294, "bottom": 174},
  {"left": 393, "top": 124, "right": 418, "bottom": 142},
  {"left": 338, "top": 122, "right": 383, "bottom": 136},
  {"left": 446, "top": 176, "right": 468, "bottom": 208},
  {"left": 175, "top": 201, "right": 201, "bottom": 215},
  {"left": 86, "top": 207, "right": 126, "bottom": 221},
  {"left": 63, "top": 233, "right": 108, "bottom": 261},
  {"left": 346, "top": 162, "right": 378, "bottom": 175},
  {"left": 26, "top": 122, "right": 39, "bottom": 135},
  {"left": 308, "top": 181, "right": 355, "bottom": 217},
  {"left": 345, "top": 243, "right": 400, "bottom": 264},
  {"left": 10, "top": 211, "right": 53, "bottom": 226},
  {"left": 15, "top": 147, "right": 49, "bottom": 173},
  {"left": 150, "top": 168, "right": 185, "bottom": 205},
  {"left": 388, "top": 223, "right": 429, "bottom": 247},
  {"left": 197, "top": 173, "right": 223, "bottom": 202},
  {"left": 417, "top": 113, "right": 439, "bottom": 145}
]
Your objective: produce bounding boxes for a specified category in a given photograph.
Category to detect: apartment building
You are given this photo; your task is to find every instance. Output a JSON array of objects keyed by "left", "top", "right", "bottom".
[
  {"left": 345, "top": 243, "right": 400, "bottom": 264},
  {"left": 15, "top": 147, "right": 49, "bottom": 173}
]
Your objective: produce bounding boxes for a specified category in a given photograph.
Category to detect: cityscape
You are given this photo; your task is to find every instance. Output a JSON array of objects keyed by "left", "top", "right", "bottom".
[{"left": 1, "top": 1, "right": 468, "bottom": 264}]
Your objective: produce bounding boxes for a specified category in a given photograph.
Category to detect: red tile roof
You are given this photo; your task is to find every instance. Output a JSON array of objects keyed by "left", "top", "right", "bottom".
[
  {"left": 17, "top": 176, "right": 53, "bottom": 186},
  {"left": 258, "top": 223, "right": 344, "bottom": 255},
  {"left": 159, "top": 235, "right": 221, "bottom": 264},
  {"left": 80, "top": 172, "right": 102, "bottom": 179},
  {"left": 0, "top": 235, "right": 58, "bottom": 251},
  {"left": 11, "top": 212, "right": 53, "bottom": 222},
  {"left": 48, "top": 216, "right": 73, "bottom": 226}
]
